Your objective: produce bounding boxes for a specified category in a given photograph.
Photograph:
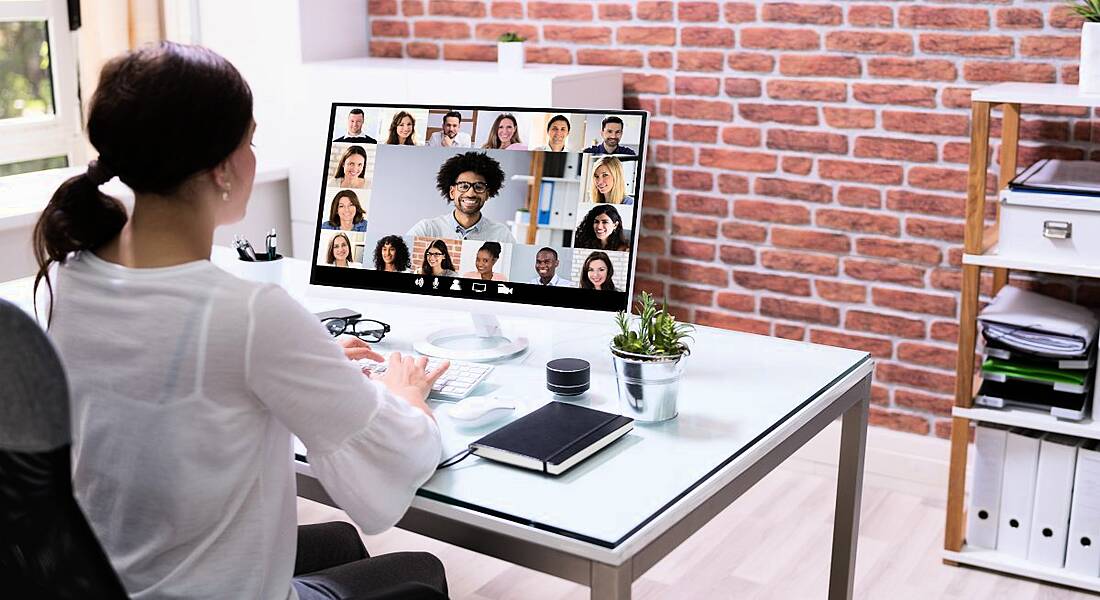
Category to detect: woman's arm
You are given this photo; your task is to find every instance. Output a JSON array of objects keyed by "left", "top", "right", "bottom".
[{"left": 244, "top": 286, "right": 442, "bottom": 533}]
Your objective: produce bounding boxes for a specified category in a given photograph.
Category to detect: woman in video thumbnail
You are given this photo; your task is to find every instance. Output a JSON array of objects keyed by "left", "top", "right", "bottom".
[
  {"left": 326, "top": 232, "right": 361, "bottom": 268},
  {"left": 417, "top": 239, "right": 457, "bottom": 276},
  {"left": 580, "top": 251, "right": 617, "bottom": 291},
  {"left": 574, "top": 204, "right": 629, "bottom": 252},
  {"left": 385, "top": 111, "right": 417, "bottom": 146},
  {"left": 321, "top": 190, "right": 368, "bottom": 232},
  {"left": 590, "top": 156, "right": 634, "bottom": 205},
  {"left": 373, "top": 235, "right": 411, "bottom": 272},
  {"left": 461, "top": 241, "right": 506, "bottom": 281},
  {"left": 481, "top": 113, "right": 527, "bottom": 151},
  {"left": 330, "top": 145, "right": 368, "bottom": 189}
]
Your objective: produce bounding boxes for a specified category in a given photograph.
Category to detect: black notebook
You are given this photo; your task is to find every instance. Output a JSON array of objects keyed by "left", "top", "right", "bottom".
[{"left": 469, "top": 402, "right": 634, "bottom": 475}]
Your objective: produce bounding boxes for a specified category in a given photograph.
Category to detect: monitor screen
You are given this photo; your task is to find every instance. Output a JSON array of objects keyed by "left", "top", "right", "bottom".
[{"left": 309, "top": 104, "right": 648, "bottom": 313}]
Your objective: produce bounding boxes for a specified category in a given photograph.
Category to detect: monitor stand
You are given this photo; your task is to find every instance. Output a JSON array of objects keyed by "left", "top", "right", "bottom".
[{"left": 413, "top": 313, "right": 528, "bottom": 362}]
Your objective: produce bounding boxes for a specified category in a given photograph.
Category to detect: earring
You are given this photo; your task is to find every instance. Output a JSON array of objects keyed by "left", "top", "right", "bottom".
[{"left": 222, "top": 183, "right": 232, "bottom": 202}]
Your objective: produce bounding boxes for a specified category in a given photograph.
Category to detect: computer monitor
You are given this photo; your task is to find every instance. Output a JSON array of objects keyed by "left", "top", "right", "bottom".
[{"left": 309, "top": 103, "right": 648, "bottom": 361}]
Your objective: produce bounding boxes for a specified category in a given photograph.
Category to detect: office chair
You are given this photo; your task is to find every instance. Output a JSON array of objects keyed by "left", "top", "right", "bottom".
[{"left": 0, "top": 299, "right": 128, "bottom": 598}]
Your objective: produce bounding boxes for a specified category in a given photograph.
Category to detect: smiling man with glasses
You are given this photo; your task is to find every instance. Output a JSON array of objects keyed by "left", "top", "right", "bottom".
[{"left": 407, "top": 151, "right": 517, "bottom": 243}]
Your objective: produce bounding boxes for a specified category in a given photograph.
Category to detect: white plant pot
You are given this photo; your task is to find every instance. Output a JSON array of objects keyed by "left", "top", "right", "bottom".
[
  {"left": 1082, "top": 22, "right": 1100, "bottom": 96},
  {"left": 497, "top": 42, "right": 525, "bottom": 70}
]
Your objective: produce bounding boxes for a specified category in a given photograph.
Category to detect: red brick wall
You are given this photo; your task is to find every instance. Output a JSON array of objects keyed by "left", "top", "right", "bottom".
[{"left": 370, "top": 0, "right": 1100, "bottom": 438}]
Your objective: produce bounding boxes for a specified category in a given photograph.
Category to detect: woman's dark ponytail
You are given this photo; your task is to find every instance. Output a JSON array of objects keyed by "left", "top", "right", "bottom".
[
  {"left": 32, "top": 169, "right": 127, "bottom": 323},
  {"left": 31, "top": 42, "right": 253, "bottom": 325}
]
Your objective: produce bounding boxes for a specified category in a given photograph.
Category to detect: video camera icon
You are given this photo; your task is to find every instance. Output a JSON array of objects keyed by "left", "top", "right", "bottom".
[{"left": 497, "top": 284, "right": 513, "bottom": 295}]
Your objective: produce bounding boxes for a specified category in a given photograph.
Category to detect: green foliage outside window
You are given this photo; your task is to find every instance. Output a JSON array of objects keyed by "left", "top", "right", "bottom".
[{"left": 0, "top": 20, "right": 55, "bottom": 120}]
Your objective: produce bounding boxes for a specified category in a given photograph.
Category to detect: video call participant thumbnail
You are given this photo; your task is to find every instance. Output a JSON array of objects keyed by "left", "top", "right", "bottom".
[
  {"left": 575, "top": 204, "right": 629, "bottom": 252},
  {"left": 528, "top": 247, "right": 573, "bottom": 287},
  {"left": 385, "top": 110, "right": 418, "bottom": 146},
  {"left": 426, "top": 111, "right": 471, "bottom": 148},
  {"left": 583, "top": 115, "right": 635, "bottom": 156},
  {"left": 590, "top": 156, "right": 633, "bottom": 205},
  {"left": 481, "top": 113, "right": 527, "bottom": 151},
  {"left": 580, "top": 251, "right": 616, "bottom": 291},
  {"left": 330, "top": 145, "right": 369, "bottom": 189},
  {"left": 333, "top": 108, "right": 377, "bottom": 144},
  {"left": 417, "top": 239, "right": 458, "bottom": 277},
  {"left": 407, "top": 151, "right": 517, "bottom": 244},
  {"left": 533, "top": 114, "right": 570, "bottom": 152},
  {"left": 461, "top": 241, "right": 506, "bottom": 281},
  {"left": 321, "top": 190, "right": 368, "bottom": 232},
  {"left": 373, "top": 235, "right": 411, "bottom": 272},
  {"left": 326, "top": 232, "right": 362, "bottom": 268}
]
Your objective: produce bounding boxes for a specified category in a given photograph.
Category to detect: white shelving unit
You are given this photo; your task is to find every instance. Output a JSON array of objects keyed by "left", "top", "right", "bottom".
[
  {"left": 963, "top": 244, "right": 1100, "bottom": 280},
  {"left": 952, "top": 406, "right": 1100, "bottom": 440},
  {"left": 945, "top": 82, "right": 1100, "bottom": 593},
  {"left": 944, "top": 546, "right": 1100, "bottom": 593}
]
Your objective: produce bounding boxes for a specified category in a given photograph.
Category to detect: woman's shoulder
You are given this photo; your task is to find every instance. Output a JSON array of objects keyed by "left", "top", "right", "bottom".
[
  {"left": 320, "top": 222, "right": 336, "bottom": 230},
  {"left": 352, "top": 221, "right": 368, "bottom": 232},
  {"left": 508, "top": 144, "right": 529, "bottom": 151},
  {"left": 621, "top": 195, "right": 635, "bottom": 205}
]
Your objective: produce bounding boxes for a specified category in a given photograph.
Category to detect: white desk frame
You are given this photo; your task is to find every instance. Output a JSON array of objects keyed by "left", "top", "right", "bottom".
[{"left": 297, "top": 362, "right": 871, "bottom": 600}]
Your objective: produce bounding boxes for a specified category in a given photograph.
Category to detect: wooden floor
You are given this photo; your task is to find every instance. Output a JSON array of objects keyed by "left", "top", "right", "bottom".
[{"left": 298, "top": 432, "right": 1095, "bottom": 600}]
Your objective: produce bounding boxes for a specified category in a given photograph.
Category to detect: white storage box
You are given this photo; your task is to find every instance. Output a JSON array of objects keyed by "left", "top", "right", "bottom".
[{"left": 999, "top": 189, "right": 1100, "bottom": 267}]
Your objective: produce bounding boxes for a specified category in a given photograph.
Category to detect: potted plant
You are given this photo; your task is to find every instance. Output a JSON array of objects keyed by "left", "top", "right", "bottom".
[
  {"left": 611, "top": 292, "right": 694, "bottom": 422},
  {"left": 497, "top": 32, "right": 526, "bottom": 71},
  {"left": 1071, "top": 0, "right": 1100, "bottom": 95}
]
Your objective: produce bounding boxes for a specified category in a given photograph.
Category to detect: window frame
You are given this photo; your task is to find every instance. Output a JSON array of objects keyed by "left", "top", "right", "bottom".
[{"left": 0, "top": 0, "right": 84, "bottom": 169}]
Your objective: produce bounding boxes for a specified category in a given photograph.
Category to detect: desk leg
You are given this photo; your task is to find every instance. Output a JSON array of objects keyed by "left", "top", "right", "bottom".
[
  {"left": 591, "top": 561, "right": 631, "bottom": 600},
  {"left": 828, "top": 384, "right": 869, "bottom": 600}
]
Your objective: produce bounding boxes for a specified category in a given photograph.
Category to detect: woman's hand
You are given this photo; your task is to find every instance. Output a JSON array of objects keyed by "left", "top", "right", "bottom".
[
  {"left": 375, "top": 352, "right": 449, "bottom": 419},
  {"left": 337, "top": 335, "right": 384, "bottom": 363}
]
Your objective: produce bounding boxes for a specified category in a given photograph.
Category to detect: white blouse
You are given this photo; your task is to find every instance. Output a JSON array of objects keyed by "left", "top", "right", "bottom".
[{"left": 50, "top": 252, "right": 441, "bottom": 600}]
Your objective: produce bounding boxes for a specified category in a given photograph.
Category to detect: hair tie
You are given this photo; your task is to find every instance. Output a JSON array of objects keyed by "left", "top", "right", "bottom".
[{"left": 86, "top": 159, "right": 114, "bottom": 185}]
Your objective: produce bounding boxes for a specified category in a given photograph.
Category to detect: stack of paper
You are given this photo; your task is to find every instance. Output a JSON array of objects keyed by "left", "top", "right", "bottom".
[
  {"left": 976, "top": 286, "right": 1099, "bottom": 420},
  {"left": 1010, "top": 159, "right": 1100, "bottom": 197}
]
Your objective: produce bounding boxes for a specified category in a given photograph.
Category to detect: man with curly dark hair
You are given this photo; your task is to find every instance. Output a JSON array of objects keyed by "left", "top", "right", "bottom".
[{"left": 406, "top": 151, "right": 517, "bottom": 243}]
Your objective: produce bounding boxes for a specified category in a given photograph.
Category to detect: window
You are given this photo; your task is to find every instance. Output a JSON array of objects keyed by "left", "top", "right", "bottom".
[{"left": 0, "top": 0, "right": 83, "bottom": 176}]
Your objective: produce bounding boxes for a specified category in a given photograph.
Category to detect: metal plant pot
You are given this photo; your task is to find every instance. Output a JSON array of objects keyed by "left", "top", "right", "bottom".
[{"left": 611, "top": 345, "right": 684, "bottom": 423}]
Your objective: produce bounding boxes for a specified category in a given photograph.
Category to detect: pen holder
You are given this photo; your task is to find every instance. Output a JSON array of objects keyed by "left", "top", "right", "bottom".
[{"left": 235, "top": 254, "right": 284, "bottom": 286}]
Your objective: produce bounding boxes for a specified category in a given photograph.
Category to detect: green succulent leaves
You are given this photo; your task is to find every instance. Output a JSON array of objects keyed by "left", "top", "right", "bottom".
[{"left": 613, "top": 292, "right": 694, "bottom": 358}]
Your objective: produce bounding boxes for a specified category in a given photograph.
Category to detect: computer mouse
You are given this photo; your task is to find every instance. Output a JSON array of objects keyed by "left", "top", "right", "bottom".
[{"left": 448, "top": 395, "right": 516, "bottom": 425}]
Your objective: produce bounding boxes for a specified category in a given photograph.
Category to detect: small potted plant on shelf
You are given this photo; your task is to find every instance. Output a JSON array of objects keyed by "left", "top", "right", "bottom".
[
  {"left": 1071, "top": 0, "right": 1100, "bottom": 95},
  {"left": 611, "top": 292, "right": 694, "bottom": 422},
  {"left": 497, "top": 32, "right": 526, "bottom": 71}
]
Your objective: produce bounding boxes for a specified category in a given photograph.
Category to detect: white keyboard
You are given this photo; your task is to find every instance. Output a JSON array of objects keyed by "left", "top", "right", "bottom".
[{"left": 356, "top": 357, "right": 494, "bottom": 402}]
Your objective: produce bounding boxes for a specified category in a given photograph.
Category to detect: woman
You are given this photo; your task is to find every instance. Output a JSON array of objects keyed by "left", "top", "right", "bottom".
[
  {"left": 574, "top": 204, "right": 630, "bottom": 252},
  {"left": 589, "top": 156, "right": 634, "bottom": 205},
  {"left": 481, "top": 113, "right": 527, "bottom": 150},
  {"left": 385, "top": 110, "right": 417, "bottom": 146},
  {"left": 326, "top": 232, "right": 361, "bottom": 268},
  {"left": 329, "top": 145, "right": 368, "bottom": 189},
  {"left": 461, "top": 241, "right": 506, "bottom": 281},
  {"left": 373, "top": 234, "right": 411, "bottom": 272},
  {"left": 534, "top": 114, "right": 570, "bottom": 152},
  {"left": 580, "top": 251, "right": 617, "bottom": 291},
  {"left": 320, "top": 189, "right": 368, "bottom": 231},
  {"left": 417, "top": 239, "right": 458, "bottom": 276},
  {"left": 31, "top": 42, "right": 448, "bottom": 599}
]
